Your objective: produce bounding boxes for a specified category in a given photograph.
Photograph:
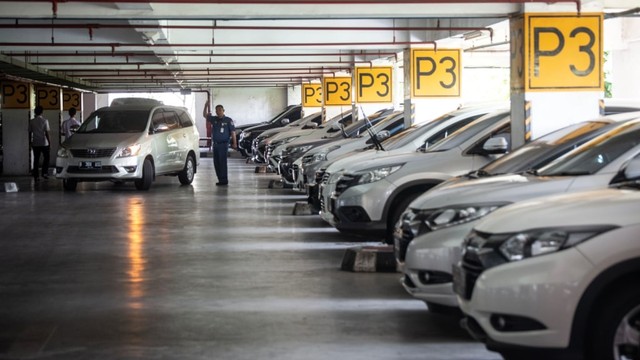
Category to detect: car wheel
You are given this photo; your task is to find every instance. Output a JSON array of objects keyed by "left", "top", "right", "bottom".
[
  {"left": 385, "top": 192, "right": 423, "bottom": 244},
  {"left": 588, "top": 285, "right": 640, "bottom": 360},
  {"left": 134, "top": 159, "right": 153, "bottom": 190},
  {"left": 63, "top": 179, "right": 77, "bottom": 191},
  {"left": 178, "top": 155, "right": 196, "bottom": 185}
]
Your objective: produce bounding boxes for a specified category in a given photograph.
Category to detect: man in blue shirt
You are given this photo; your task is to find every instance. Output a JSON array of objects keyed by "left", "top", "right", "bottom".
[{"left": 203, "top": 100, "right": 237, "bottom": 186}]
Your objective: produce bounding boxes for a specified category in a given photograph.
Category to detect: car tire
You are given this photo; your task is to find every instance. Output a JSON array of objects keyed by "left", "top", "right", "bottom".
[
  {"left": 588, "top": 284, "right": 640, "bottom": 360},
  {"left": 385, "top": 192, "right": 423, "bottom": 244},
  {"left": 178, "top": 155, "right": 196, "bottom": 185},
  {"left": 63, "top": 179, "right": 77, "bottom": 192},
  {"left": 134, "top": 159, "right": 153, "bottom": 191}
]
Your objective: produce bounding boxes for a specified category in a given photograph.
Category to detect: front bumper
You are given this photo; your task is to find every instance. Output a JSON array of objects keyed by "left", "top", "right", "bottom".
[
  {"left": 56, "top": 155, "right": 144, "bottom": 181},
  {"left": 330, "top": 180, "right": 396, "bottom": 235},
  {"left": 401, "top": 224, "right": 472, "bottom": 307},
  {"left": 456, "top": 248, "right": 593, "bottom": 350}
]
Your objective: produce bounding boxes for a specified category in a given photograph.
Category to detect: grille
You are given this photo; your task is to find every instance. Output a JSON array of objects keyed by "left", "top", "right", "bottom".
[
  {"left": 396, "top": 210, "right": 434, "bottom": 262},
  {"left": 67, "top": 165, "right": 118, "bottom": 174},
  {"left": 458, "top": 231, "right": 507, "bottom": 300},
  {"left": 334, "top": 174, "right": 358, "bottom": 198},
  {"left": 70, "top": 148, "right": 116, "bottom": 158}
]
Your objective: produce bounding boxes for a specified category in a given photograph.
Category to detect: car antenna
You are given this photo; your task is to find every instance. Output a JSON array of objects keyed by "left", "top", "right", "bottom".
[{"left": 360, "top": 106, "right": 384, "bottom": 151}]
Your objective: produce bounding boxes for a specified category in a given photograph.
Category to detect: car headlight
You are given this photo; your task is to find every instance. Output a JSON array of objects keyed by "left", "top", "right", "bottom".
[
  {"left": 241, "top": 131, "right": 251, "bottom": 140},
  {"left": 57, "top": 147, "right": 70, "bottom": 158},
  {"left": 117, "top": 144, "right": 141, "bottom": 158},
  {"left": 425, "top": 203, "right": 509, "bottom": 231},
  {"left": 355, "top": 164, "right": 403, "bottom": 185},
  {"left": 498, "top": 226, "right": 617, "bottom": 261}
]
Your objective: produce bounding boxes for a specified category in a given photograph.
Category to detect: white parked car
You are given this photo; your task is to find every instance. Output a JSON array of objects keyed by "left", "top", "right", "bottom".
[
  {"left": 56, "top": 100, "right": 200, "bottom": 191},
  {"left": 453, "top": 158, "right": 640, "bottom": 360},
  {"left": 399, "top": 113, "right": 640, "bottom": 312},
  {"left": 322, "top": 108, "right": 511, "bottom": 243}
]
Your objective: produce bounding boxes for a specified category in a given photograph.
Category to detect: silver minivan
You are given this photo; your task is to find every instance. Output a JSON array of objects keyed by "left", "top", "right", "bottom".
[{"left": 56, "top": 100, "right": 200, "bottom": 191}]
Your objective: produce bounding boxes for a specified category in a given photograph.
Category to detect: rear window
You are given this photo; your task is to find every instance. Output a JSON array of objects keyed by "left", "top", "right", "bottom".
[{"left": 77, "top": 109, "right": 150, "bottom": 134}]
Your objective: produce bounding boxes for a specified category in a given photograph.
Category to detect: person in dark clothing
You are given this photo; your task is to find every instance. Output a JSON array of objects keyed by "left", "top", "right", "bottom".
[
  {"left": 29, "top": 105, "right": 51, "bottom": 182},
  {"left": 203, "top": 100, "right": 237, "bottom": 186}
]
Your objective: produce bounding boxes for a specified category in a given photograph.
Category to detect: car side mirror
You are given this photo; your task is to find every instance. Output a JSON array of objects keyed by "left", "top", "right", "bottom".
[
  {"left": 375, "top": 130, "right": 391, "bottom": 141},
  {"left": 483, "top": 137, "right": 509, "bottom": 154},
  {"left": 153, "top": 123, "right": 170, "bottom": 133},
  {"left": 624, "top": 156, "right": 640, "bottom": 180},
  {"left": 281, "top": 118, "right": 290, "bottom": 126}
]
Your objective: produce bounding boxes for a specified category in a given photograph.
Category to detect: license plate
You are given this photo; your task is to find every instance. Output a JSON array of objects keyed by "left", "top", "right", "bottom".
[
  {"left": 79, "top": 161, "right": 102, "bottom": 169},
  {"left": 452, "top": 264, "right": 466, "bottom": 297}
]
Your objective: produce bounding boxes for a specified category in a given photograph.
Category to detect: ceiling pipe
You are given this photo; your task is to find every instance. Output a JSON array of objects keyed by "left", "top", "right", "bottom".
[
  {"left": 11, "top": 0, "right": 580, "bottom": 17},
  {"left": 0, "top": 22, "right": 494, "bottom": 39},
  {"left": 55, "top": 66, "right": 352, "bottom": 73},
  {"left": 0, "top": 41, "right": 437, "bottom": 48},
  {"left": 32, "top": 60, "right": 373, "bottom": 66},
  {"left": 5, "top": 51, "right": 399, "bottom": 58}
]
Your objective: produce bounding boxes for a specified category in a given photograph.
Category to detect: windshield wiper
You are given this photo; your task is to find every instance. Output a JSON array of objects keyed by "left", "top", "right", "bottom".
[
  {"left": 467, "top": 169, "right": 492, "bottom": 179},
  {"left": 546, "top": 171, "right": 592, "bottom": 176},
  {"left": 360, "top": 106, "right": 384, "bottom": 151}
]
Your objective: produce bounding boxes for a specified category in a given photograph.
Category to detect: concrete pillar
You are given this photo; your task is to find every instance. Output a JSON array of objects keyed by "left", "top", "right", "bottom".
[
  {"left": 403, "top": 46, "right": 465, "bottom": 126},
  {"left": 510, "top": 2, "right": 604, "bottom": 149},
  {"left": 35, "top": 85, "right": 63, "bottom": 168},
  {"left": 1, "top": 81, "right": 33, "bottom": 175}
]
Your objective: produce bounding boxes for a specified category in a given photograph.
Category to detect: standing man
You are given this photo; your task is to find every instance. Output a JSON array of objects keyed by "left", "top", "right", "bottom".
[
  {"left": 203, "top": 100, "right": 237, "bottom": 186},
  {"left": 29, "top": 105, "right": 51, "bottom": 181},
  {"left": 61, "top": 107, "right": 81, "bottom": 140}
]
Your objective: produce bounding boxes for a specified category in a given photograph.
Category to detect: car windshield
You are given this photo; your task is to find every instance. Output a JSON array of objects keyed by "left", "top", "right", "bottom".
[
  {"left": 537, "top": 120, "right": 640, "bottom": 176},
  {"left": 77, "top": 109, "right": 150, "bottom": 134},
  {"left": 480, "top": 121, "right": 612, "bottom": 175},
  {"left": 425, "top": 111, "right": 509, "bottom": 152}
]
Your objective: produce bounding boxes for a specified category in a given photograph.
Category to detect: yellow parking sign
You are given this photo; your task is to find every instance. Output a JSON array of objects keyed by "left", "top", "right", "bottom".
[
  {"left": 323, "top": 77, "right": 351, "bottom": 106},
  {"left": 525, "top": 13, "right": 603, "bottom": 91},
  {"left": 411, "top": 49, "right": 461, "bottom": 97},
  {"left": 355, "top": 67, "right": 392, "bottom": 103},
  {"left": 302, "top": 84, "right": 322, "bottom": 107}
]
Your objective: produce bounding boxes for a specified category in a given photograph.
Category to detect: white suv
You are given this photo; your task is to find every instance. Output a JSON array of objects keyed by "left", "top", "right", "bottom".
[
  {"left": 398, "top": 113, "right": 640, "bottom": 312},
  {"left": 56, "top": 100, "right": 200, "bottom": 191},
  {"left": 454, "top": 157, "right": 640, "bottom": 360}
]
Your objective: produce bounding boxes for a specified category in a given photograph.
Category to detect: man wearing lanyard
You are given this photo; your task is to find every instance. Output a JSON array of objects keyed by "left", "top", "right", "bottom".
[{"left": 203, "top": 100, "right": 237, "bottom": 186}]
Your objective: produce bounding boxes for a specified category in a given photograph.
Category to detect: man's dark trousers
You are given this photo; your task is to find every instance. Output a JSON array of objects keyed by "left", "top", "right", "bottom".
[
  {"left": 32, "top": 145, "right": 50, "bottom": 179},
  {"left": 213, "top": 142, "right": 229, "bottom": 184}
]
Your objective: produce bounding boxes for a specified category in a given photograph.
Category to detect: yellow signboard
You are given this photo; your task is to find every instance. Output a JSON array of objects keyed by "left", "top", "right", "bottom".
[
  {"left": 302, "top": 84, "right": 322, "bottom": 107},
  {"left": 1, "top": 81, "right": 30, "bottom": 109},
  {"left": 411, "top": 49, "right": 461, "bottom": 97},
  {"left": 36, "top": 86, "right": 62, "bottom": 110},
  {"left": 323, "top": 77, "right": 352, "bottom": 106},
  {"left": 525, "top": 13, "right": 603, "bottom": 91},
  {"left": 63, "top": 90, "right": 82, "bottom": 111},
  {"left": 355, "top": 67, "right": 392, "bottom": 103}
]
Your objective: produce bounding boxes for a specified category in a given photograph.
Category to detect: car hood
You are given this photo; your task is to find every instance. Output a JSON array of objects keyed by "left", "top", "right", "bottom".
[
  {"left": 409, "top": 173, "right": 576, "bottom": 210},
  {"left": 64, "top": 133, "right": 144, "bottom": 149},
  {"left": 475, "top": 188, "right": 640, "bottom": 233},
  {"left": 270, "top": 128, "right": 317, "bottom": 142},
  {"left": 325, "top": 147, "right": 416, "bottom": 173},
  {"left": 339, "top": 150, "right": 448, "bottom": 173}
]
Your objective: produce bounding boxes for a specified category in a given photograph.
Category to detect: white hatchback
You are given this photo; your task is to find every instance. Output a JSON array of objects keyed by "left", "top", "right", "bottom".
[
  {"left": 454, "top": 158, "right": 640, "bottom": 359},
  {"left": 56, "top": 101, "right": 200, "bottom": 191}
]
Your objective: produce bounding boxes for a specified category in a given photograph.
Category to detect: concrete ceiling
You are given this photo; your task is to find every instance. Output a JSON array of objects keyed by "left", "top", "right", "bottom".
[{"left": 0, "top": 0, "right": 636, "bottom": 93}]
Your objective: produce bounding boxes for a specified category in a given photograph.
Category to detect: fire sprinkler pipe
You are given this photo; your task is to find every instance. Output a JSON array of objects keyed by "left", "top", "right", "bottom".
[{"left": 11, "top": 0, "right": 581, "bottom": 18}]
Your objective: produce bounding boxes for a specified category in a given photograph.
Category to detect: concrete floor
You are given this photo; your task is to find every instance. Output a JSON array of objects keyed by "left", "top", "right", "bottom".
[{"left": 0, "top": 155, "right": 502, "bottom": 360}]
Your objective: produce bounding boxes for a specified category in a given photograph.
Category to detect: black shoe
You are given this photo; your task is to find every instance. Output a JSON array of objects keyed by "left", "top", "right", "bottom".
[{"left": 216, "top": 182, "right": 228, "bottom": 186}]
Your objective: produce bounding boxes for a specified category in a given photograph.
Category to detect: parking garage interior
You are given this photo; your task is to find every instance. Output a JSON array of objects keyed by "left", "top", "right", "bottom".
[{"left": 1, "top": 1, "right": 640, "bottom": 359}]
